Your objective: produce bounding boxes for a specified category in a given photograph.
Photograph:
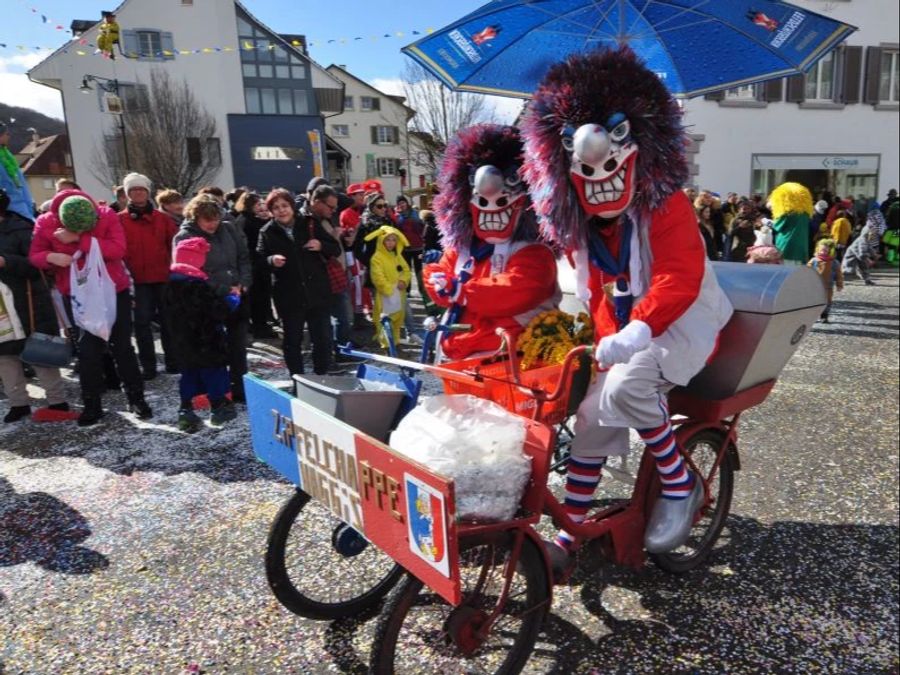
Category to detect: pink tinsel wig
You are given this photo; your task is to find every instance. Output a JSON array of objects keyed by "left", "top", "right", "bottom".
[
  {"left": 434, "top": 124, "right": 538, "bottom": 251},
  {"left": 521, "top": 46, "right": 689, "bottom": 249}
]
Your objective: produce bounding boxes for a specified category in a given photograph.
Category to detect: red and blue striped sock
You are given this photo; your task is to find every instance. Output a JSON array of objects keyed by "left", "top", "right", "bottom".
[
  {"left": 555, "top": 456, "right": 606, "bottom": 552},
  {"left": 638, "top": 421, "right": 694, "bottom": 500}
]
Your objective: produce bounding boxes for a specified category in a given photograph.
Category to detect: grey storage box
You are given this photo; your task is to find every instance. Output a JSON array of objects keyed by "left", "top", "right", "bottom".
[
  {"left": 293, "top": 374, "right": 406, "bottom": 442},
  {"left": 681, "top": 263, "right": 826, "bottom": 400}
]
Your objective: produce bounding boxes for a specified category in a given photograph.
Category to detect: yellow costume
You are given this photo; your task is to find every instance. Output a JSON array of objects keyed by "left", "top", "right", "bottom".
[
  {"left": 97, "top": 16, "right": 120, "bottom": 59},
  {"left": 365, "top": 226, "right": 411, "bottom": 349}
]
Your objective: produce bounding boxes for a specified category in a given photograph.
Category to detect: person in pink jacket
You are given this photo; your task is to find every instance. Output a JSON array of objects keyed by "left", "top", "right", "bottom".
[{"left": 29, "top": 189, "right": 151, "bottom": 426}]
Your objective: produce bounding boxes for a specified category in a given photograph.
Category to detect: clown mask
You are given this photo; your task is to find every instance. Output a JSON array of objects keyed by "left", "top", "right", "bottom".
[
  {"left": 469, "top": 164, "right": 527, "bottom": 244},
  {"left": 563, "top": 113, "right": 638, "bottom": 219}
]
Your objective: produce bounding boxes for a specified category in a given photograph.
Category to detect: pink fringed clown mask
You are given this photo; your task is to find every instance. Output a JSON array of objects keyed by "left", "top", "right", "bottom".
[
  {"left": 522, "top": 46, "right": 689, "bottom": 249},
  {"left": 435, "top": 124, "right": 538, "bottom": 250}
]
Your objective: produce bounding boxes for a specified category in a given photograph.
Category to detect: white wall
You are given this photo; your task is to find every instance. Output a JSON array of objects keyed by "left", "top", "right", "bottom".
[
  {"left": 326, "top": 68, "right": 426, "bottom": 200},
  {"left": 683, "top": 0, "right": 899, "bottom": 198},
  {"left": 30, "top": 0, "right": 243, "bottom": 201}
]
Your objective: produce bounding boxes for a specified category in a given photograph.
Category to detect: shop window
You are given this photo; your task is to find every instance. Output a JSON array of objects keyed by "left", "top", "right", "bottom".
[{"left": 879, "top": 49, "right": 899, "bottom": 103}]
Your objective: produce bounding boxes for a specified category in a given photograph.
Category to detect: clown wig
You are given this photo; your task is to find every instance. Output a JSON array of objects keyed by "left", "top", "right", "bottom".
[
  {"left": 768, "top": 182, "right": 814, "bottom": 220},
  {"left": 522, "top": 46, "right": 689, "bottom": 249},
  {"left": 434, "top": 124, "right": 538, "bottom": 251}
]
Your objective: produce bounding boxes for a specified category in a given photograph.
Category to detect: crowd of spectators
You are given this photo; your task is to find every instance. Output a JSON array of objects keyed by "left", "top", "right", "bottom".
[{"left": 0, "top": 165, "right": 439, "bottom": 429}]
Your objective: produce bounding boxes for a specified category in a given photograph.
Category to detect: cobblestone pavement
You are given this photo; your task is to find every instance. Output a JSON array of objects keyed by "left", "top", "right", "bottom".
[{"left": 1, "top": 269, "right": 898, "bottom": 674}]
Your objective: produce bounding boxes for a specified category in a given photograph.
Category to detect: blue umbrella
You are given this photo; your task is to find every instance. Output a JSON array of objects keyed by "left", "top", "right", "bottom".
[{"left": 402, "top": 0, "right": 856, "bottom": 98}]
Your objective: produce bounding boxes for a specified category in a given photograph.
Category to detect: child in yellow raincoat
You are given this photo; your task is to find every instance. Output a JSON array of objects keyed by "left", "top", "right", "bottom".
[{"left": 365, "top": 225, "right": 411, "bottom": 349}]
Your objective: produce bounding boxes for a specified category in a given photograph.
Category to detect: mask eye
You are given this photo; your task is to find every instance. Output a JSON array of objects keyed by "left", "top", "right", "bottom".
[
  {"left": 504, "top": 170, "right": 524, "bottom": 190},
  {"left": 610, "top": 120, "right": 630, "bottom": 143},
  {"left": 561, "top": 125, "right": 575, "bottom": 152}
]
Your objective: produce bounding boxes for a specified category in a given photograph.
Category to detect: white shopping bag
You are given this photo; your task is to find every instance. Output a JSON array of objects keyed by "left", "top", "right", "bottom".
[
  {"left": 70, "top": 237, "right": 117, "bottom": 341},
  {"left": 381, "top": 289, "right": 403, "bottom": 315}
]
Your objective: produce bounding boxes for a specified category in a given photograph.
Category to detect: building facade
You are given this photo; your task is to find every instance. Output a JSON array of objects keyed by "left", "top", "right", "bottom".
[
  {"left": 325, "top": 65, "right": 428, "bottom": 200},
  {"left": 15, "top": 133, "right": 74, "bottom": 207},
  {"left": 27, "top": 0, "right": 344, "bottom": 200},
  {"left": 683, "top": 0, "right": 899, "bottom": 203}
]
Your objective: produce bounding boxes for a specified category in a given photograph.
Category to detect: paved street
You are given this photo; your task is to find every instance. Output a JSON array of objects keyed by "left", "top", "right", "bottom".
[{"left": 1, "top": 268, "right": 898, "bottom": 674}]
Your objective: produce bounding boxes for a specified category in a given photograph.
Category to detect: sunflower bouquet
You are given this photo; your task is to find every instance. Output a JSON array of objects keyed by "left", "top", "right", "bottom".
[{"left": 517, "top": 310, "right": 594, "bottom": 370}]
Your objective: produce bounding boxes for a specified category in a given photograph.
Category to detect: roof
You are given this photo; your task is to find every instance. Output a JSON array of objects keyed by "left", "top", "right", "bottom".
[
  {"left": 326, "top": 64, "right": 417, "bottom": 118},
  {"left": 16, "top": 134, "right": 72, "bottom": 176}
]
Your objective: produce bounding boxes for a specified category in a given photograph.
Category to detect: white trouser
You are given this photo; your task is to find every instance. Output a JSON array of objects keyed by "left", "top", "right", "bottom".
[{"left": 572, "top": 348, "right": 675, "bottom": 458}]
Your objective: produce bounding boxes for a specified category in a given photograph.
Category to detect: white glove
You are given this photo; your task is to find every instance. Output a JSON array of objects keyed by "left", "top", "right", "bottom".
[
  {"left": 596, "top": 320, "right": 652, "bottom": 366},
  {"left": 430, "top": 272, "right": 449, "bottom": 293}
]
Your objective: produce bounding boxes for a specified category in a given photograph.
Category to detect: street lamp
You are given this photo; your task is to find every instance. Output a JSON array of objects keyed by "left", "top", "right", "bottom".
[{"left": 80, "top": 74, "right": 131, "bottom": 170}]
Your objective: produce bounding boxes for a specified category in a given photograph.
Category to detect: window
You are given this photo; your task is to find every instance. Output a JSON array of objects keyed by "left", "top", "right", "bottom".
[
  {"left": 137, "top": 30, "right": 162, "bottom": 58},
  {"left": 260, "top": 88, "right": 277, "bottom": 114},
  {"left": 245, "top": 87, "right": 260, "bottom": 114},
  {"left": 375, "top": 126, "right": 397, "bottom": 144},
  {"left": 117, "top": 83, "right": 150, "bottom": 112},
  {"left": 278, "top": 89, "right": 293, "bottom": 115},
  {"left": 291, "top": 65, "right": 307, "bottom": 80},
  {"left": 276, "top": 65, "right": 290, "bottom": 79},
  {"left": 251, "top": 146, "right": 306, "bottom": 161},
  {"left": 42, "top": 178, "right": 54, "bottom": 189},
  {"left": 206, "top": 138, "right": 221, "bottom": 166},
  {"left": 258, "top": 64, "right": 274, "bottom": 78},
  {"left": 293, "top": 90, "right": 310, "bottom": 115},
  {"left": 361, "top": 96, "right": 381, "bottom": 111},
  {"left": 242, "top": 64, "right": 256, "bottom": 78},
  {"left": 332, "top": 124, "right": 350, "bottom": 137},
  {"left": 186, "top": 137, "right": 221, "bottom": 166},
  {"left": 344, "top": 96, "right": 354, "bottom": 110},
  {"left": 186, "top": 137, "right": 203, "bottom": 166},
  {"left": 377, "top": 158, "right": 399, "bottom": 177},
  {"left": 725, "top": 84, "right": 757, "bottom": 100},
  {"left": 806, "top": 52, "right": 835, "bottom": 101},
  {"left": 181, "top": 0, "right": 193, "bottom": 5},
  {"left": 880, "top": 49, "right": 899, "bottom": 103}
]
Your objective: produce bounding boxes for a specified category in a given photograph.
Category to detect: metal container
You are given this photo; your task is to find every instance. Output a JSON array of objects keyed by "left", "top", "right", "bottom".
[
  {"left": 681, "top": 262, "right": 826, "bottom": 400},
  {"left": 293, "top": 374, "right": 406, "bottom": 442}
]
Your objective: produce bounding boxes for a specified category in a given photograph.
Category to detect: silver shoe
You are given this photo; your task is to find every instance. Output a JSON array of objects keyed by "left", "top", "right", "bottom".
[{"left": 644, "top": 474, "right": 704, "bottom": 554}]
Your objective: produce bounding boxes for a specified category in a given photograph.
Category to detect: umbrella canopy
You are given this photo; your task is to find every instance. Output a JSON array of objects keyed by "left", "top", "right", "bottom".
[{"left": 402, "top": 0, "right": 856, "bottom": 98}]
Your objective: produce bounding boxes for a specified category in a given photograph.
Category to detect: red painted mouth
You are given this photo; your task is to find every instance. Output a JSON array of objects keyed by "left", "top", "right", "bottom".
[{"left": 571, "top": 152, "right": 637, "bottom": 217}]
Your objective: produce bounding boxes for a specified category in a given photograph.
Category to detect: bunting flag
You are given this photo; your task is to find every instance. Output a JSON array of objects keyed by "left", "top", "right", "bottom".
[{"left": 4, "top": 0, "right": 437, "bottom": 56}]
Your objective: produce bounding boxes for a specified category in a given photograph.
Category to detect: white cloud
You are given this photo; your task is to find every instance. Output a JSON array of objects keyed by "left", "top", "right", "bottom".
[
  {"left": 0, "top": 52, "right": 64, "bottom": 120},
  {"left": 371, "top": 77, "right": 525, "bottom": 125}
]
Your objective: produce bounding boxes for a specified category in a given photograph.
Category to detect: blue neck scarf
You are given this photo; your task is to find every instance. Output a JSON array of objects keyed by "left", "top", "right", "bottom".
[{"left": 586, "top": 216, "right": 634, "bottom": 330}]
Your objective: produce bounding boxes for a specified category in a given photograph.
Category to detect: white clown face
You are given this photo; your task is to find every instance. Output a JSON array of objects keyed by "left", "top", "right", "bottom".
[
  {"left": 469, "top": 164, "right": 527, "bottom": 244},
  {"left": 562, "top": 113, "right": 638, "bottom": 219}
]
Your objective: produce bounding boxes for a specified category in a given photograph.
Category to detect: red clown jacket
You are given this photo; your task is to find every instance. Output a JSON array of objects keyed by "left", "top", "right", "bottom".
[
  {"left": 424, "top": 241, "right": 559, "bottom": 360},
  {"left": 577, "top": 191, "right": 733, "bottom": 385}
]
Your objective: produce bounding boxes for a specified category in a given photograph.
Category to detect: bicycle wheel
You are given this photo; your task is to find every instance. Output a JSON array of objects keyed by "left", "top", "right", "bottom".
[
  {"left": 651, "top": 428, "right": 735, "bottom": 574},
  {"left": 370, "top": 531, "right": 550, "bottom": 674},
  {"left": 265, "top": 489, "right": 404, "bottom": 620}
]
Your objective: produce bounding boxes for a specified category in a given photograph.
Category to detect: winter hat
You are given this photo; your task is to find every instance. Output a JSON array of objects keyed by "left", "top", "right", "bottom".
[
  {"left": 58, "top": 195, "right": 98, "bottom": 233},
  {"left": 396, "top": 195, "right": 409, "bottom": 205},
  {"left": 171, "top": 236, "right": 210, "bottom": 280},
  {"left": 346, "top": 183, "right": 365, "bottom": 195},
  {"left": 814, "top": 200, "right": 829, "bottom": 215},
  {"left": 307, "top": 177, "right": 329, "bottom": 194},
  {"left": 123, "top": 172, "right": 152, "bottom": 195}
]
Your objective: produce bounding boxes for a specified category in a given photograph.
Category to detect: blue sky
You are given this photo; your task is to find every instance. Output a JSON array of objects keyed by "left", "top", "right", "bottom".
[{"left": 0, "top": 0, "right": 510, "bottom": 120}]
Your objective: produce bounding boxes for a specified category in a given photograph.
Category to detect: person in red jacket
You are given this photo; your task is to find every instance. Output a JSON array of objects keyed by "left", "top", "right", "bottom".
[
  {"left": 119, "top": 172, "right": 178, "bottom": 378},
  {"left": 522, "top": 47, "right": 733, "bottom": 570},
  {"left": 29, "top": 189, "right": 151, "bottom": 426},
  {"left": 423, "top": 124, "right": 559, "bottom": 361}
]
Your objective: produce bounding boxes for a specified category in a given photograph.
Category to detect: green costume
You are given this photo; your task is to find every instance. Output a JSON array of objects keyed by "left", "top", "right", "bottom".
[{"left": 772, "top": 212, "right": 810, "bottom": 263}]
